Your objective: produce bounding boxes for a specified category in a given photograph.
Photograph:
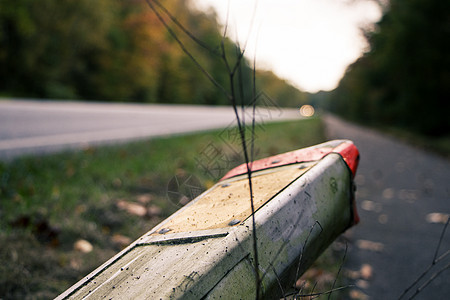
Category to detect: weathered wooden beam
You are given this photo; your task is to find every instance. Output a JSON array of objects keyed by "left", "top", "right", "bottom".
[{"left": 57, "top": 139, "right": 359, "bottom": 299}]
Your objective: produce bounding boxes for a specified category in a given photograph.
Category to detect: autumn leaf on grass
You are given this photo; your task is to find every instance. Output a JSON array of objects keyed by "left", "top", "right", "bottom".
[{"left": 117, "top": 200, "right": 147, "bottom": 217}]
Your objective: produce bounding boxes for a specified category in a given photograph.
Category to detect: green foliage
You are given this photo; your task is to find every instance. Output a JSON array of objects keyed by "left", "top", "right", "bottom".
[
  {"left": 0, "top": 0, "right": 114, "bottom": 99},
  {"left": 0, "top": 0, "right": 306, "bottom": 106},
  {"left": 326, "top": 0, "right": 450, "bottom": 136}
]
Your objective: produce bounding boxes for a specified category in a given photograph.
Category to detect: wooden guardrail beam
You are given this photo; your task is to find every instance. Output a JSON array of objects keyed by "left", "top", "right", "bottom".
[{"left": 57, "top": 139, "right": 359, "bottom": 299}]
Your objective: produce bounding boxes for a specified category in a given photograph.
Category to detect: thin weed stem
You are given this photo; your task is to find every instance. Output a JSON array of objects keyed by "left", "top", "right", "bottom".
[
  {"left": 327, "top": 243, "right": 347, "bottom": 300},
  {"left": 398, "top": 217, "right": 449, "bottom": 299},
  {"left": 145, "top": 1, "right": 262, "bottom": 297}
]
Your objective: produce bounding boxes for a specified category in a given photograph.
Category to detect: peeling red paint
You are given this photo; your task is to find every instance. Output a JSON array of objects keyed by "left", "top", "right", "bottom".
[
  {"left": 333, "top": 141, "right": 359, "bottom": 177},
  {"left": 221, "top": 140, "right": 359, "bottom": 180}
]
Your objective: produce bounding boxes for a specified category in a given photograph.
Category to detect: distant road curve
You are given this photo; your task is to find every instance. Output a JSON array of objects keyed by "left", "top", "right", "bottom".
[{"left": 0, "top": 99, "right": 301, "bottom": 161}]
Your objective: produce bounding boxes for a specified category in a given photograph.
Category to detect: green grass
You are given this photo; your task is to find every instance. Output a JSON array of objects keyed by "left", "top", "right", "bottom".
[{"left": 0, "top": 117, "right": 327, "bottom": 299}]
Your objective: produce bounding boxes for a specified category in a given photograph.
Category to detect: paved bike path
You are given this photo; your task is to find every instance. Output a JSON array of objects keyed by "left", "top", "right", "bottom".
[{"left": 323, "top": 114, "right": 449, "bottom": 299}]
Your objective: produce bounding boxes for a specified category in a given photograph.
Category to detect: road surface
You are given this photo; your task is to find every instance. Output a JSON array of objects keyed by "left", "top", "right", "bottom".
[
  {"left": 323, "top": 114, "right": 449, "bottom": 299},
  {"left": 0, "top": 99, "right": 300, "bottom": 161}
]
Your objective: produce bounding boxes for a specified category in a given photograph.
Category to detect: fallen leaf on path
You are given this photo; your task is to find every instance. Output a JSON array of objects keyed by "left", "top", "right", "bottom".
[
  {"left": 382, "top": 188, "right": 395, "bottom": 200},
  {"left": 356, "top": 239, "right": 384, "bottom": 252},
  {"left": 354, "top": 174, "right": 365, "bottom": 186},
  {"left": 378, "top": 214, "right": 388, "bottom": 224},
  {"left": 426, "top": 212, "right": 449, "bottom": 224},
  {"left": 350, "top": 289, "right": 368, "bottom": 300},
  {"left": 356, "top": 279, "right": 369, "bottom": 289},
  {"left": 398, "top": 189, "right": 418, "bottom": 202},
  {"left": 361, "top": 200, "right": 382, "bottom": 212},
  {"left": 345, "top": 269, "right": 360, "bottom": 280},
  {"left": 295, "top": 268, "right": 334, "bottom": 291},
  {"left": 360, "top": 264, "right": 373, "bottom": 280},
  {"left": 345, "top": 264, "right": 373, "bottom": 281}
]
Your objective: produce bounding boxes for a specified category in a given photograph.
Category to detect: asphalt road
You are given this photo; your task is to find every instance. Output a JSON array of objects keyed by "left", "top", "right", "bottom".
[
  {"left": 0, "top": 99, "right": 300, "bottom": 161},
  {"left": 323, "top": 115, "right": 449, "bottom": 299}
]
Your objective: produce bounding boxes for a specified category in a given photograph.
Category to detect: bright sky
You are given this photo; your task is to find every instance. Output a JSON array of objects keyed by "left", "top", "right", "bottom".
[{"left": 194, "top": 0, "right": 382, "bottom": 93}]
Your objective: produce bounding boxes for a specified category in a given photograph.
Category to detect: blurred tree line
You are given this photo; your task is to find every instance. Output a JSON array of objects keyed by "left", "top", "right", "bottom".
[
  {"left": 325, "top": 0, "right": 449, "bottom": 136},
  {"left": 0, "top": 0, "right": 307, "bottom": 107}
]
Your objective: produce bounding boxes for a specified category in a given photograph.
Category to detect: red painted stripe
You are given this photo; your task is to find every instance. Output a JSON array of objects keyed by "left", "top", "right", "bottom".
[
  {"left": 333, "top": 142, "right": 359, "bottom": 177},
  {"left": 220, "top": 140, "right": 359, "bottom": 180}
]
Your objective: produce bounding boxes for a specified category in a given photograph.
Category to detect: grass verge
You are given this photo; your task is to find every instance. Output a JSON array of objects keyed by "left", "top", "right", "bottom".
[{"left": 0, "top": 117, "right": 349, "bottom": 299}]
